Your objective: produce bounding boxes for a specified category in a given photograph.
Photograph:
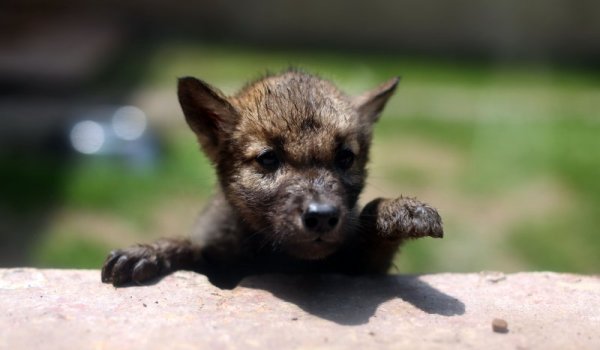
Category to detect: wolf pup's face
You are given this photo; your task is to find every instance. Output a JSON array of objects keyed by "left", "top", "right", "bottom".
[{"left": 178, "top": 71, "right": 398, "bottom": 260}]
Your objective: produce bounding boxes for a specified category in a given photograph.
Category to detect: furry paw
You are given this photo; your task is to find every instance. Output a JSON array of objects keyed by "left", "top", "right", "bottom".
[
  {"left": 101, "top": 245, "right": 163, "bottom": 286},
  {"left": 361, "top": 197, "right": 444, "bottom": 241}
]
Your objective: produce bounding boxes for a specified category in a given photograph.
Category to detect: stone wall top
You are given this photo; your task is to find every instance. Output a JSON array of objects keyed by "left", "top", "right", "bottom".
[{"left": 1, "top": 269, "right": 598, "bottom": 349}]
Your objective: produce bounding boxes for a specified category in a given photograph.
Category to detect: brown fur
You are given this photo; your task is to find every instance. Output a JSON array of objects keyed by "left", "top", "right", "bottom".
[{"left": 101, "top": 69, "right": 443, "bottom": 288}]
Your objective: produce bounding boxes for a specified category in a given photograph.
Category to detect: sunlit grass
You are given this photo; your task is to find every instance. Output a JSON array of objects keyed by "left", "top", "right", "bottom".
[
  {"left": 31, "top": 231, "right": 112, "bottom": 269},
  {"left": 62, "top": 130, "right": 214, "bottom": 224},
  {"left": 375, "top": 116, "right": 600, "bottom": 273}
]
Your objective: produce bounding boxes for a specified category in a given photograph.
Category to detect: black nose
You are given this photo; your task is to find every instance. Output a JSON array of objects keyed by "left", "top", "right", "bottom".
[{"left": 302, "top": 202, "right": 340, "bottom": 233}]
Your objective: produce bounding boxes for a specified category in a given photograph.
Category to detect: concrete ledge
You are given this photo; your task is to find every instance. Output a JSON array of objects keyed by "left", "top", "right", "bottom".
[{"left": 1, "top": 269, "right": 598, "bottom": 349}]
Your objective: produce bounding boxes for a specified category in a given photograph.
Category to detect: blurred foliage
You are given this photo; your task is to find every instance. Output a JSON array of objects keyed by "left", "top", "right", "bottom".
[
  {"left": 32, "top": 232, "right": 112, "bottom": 269},
  {"left": 62, "top": 132, "right": 214, "bottom": 226},
  {"left": 28, "top": 42, "right": 600, "bottom": 273},
  {"left": 381, "top": 117, "right": 600, "bottom": 273}
]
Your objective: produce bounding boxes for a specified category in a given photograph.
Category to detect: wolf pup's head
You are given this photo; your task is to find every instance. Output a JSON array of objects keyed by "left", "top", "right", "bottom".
[{"left": 178, "top": 70, "right": 398, "bottom": 260}]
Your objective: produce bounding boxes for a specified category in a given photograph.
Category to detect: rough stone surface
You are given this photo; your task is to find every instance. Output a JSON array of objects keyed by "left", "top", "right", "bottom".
[{"left": 0, "top": 269, "right": 598, "bottom": 349}]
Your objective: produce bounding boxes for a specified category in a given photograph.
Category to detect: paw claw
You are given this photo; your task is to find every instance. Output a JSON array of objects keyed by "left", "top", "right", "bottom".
[
  {"left": 100, "top": 247, "right": 161, "bottom": 286},
  {"left": 411, "top": 205, "right": 444, "bottom": 238},
  {"left": 101, "top": 250, "right": 121, "bottom": 283},
  {"left": 132, "top": 258, "right": 159, "bottom": 285},
  {"left": 430, "top": 223, "right": 444, "bottom": 238},
  {"left": 111, "top": 255, "right": 135, "bottom": 286}
]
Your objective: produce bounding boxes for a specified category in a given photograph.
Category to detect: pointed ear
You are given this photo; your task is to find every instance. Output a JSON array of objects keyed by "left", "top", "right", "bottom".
[
  {"left": 353, "top": 77, "right": 400, "bottom": 123},
  {"left": 178, "top": 77, "right": 238, "bottom": 162}
]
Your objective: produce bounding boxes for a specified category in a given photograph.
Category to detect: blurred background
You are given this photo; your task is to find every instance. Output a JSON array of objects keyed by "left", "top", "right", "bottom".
[{"left": 1, "top": 0, "right": 599, "bottom": 273}]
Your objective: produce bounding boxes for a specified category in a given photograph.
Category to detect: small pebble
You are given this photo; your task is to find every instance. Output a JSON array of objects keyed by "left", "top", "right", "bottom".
[
  {"left": 482, "top": 271, "right": 506, "bottom": 283},
  {"left": 492, "top": 318, "right": 509, "bottom": 333}
]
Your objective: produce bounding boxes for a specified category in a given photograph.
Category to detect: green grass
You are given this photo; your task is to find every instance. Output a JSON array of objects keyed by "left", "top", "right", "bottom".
[
  {"left": 23, "top": 41, "right": 600, "bottom": 272},
  {"left": 31, "top": 231, "right": 113, "bottom": 269},
  {"left": 376, "top": 116, "right": 600, "bottom": 272},
  {"left": 62, "top": 131, "right": 215, "bottom": 226},
  {"left": 509, "top": 218, "right": 599, "bottom": 273},
  {"left": 376, "top": 117, "right": 600, "bottom": 196}
]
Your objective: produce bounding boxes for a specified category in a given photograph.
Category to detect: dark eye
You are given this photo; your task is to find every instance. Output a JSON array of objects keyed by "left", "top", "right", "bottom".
[
  {"left": 256, "top": 150, "right": 280, "bottom": 171},
  {"left": 335, "top": 148, "right": 355, "bottom": 170}
]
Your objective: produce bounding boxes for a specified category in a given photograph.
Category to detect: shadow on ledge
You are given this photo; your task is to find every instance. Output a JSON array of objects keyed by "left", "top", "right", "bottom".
[{"left": 239, "top": 274, "right": 465, "bottom": 326}]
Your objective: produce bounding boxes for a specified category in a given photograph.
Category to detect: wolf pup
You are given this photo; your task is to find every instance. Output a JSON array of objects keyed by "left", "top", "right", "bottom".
[{"left": 101, "top": 69, "right": 443, "bottom": 288}]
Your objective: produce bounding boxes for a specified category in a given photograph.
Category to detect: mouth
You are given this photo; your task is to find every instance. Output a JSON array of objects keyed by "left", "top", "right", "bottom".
[
  {"left": 284, "top": 236, "right": 340, "bottom": 260},
  {"left": 289, "top": 236, "right": 337, "bottom": 247},
  {"left": 273, "top": 213, "right": 346, "bottom": 260}
]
